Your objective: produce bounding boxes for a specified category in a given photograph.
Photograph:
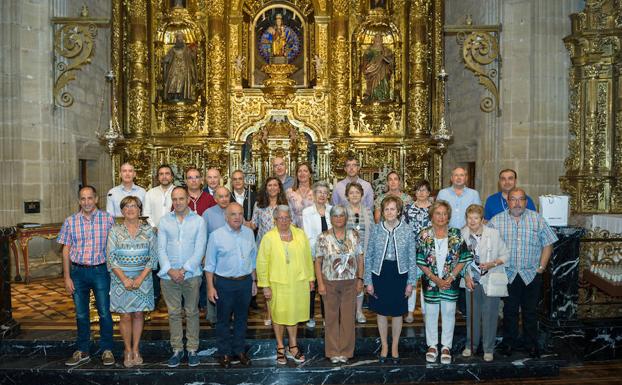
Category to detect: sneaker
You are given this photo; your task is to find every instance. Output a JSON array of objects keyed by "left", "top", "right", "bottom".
[
  {"left": 187, "top": 350, "right": 200, "bottom": 367},
  {"left": 483, "top": 353, "right": 494, "bottom": 362},
  {"left": 101, "top": 350, "right": 115, "bottom": 366},
  {"left": 356, "top": 312, "right": 367, "bottom": 324},
  {"left": 461, "top": 348, "right": 472, "bottom": 357},
  {"left": 306, "top": 319, "right": 316, "bottom": 328},
  {"left": 65, "top": 350, "right": 90, "bottom": 366},
  {"left": 167, "top": 350, "right": 184, "bottom": 368}
]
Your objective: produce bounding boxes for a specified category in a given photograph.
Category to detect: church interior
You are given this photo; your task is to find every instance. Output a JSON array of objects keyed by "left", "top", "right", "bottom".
[{"left": 2, "top": 0, "right": 622, "bottom": 384}]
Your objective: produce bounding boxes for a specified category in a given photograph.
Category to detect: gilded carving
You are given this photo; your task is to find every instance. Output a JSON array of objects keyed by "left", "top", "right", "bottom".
[{"left": 208, "top": 34, "right": 228, "bottom": 136}]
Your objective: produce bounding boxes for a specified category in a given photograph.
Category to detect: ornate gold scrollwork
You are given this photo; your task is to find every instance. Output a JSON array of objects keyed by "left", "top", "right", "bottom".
[
  {"left": 51, "top": 6, "right": 109, "bottom": 108},
  {"left": 445, "top": 20, "right": 501, "bottom": 114}
]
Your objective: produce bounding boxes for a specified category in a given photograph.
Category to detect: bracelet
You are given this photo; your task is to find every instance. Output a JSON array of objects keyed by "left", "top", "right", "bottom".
[
  {"left": 537, "top": 265, "right": 545, "bottom": 271},
  {"left": 449, "top": 272, "right": 456, "bottom": 280}
]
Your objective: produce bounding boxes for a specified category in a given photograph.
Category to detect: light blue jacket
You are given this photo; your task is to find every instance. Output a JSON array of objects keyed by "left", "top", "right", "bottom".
[{"left": 364, "top": 220, "right": 419, "bottom": 286}]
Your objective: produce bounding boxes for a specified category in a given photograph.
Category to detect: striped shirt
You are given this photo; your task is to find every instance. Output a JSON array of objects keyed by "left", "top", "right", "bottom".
[
  {"left": 488, "top": 209, "right": 558, "bottom": 285},
  {"left": 57, "top": 209, "right": 115, "bottom": 265}
]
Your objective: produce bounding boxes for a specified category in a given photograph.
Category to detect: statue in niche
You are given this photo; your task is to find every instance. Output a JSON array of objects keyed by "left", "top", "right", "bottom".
[
  {"left": 362, "top": 34, "right": 394, "bottom": 102},
  {"left": 259, "top": 13, "right": 300, "bottom": 64},
  {"left": 171, "top": 0, "right": 186, "bottom": 8},
  {"left": 370, "top": 0, "right": 387, "bottom": 9},
  {"left": 162, "top": 32, "right": 197, "bottom": 102}
]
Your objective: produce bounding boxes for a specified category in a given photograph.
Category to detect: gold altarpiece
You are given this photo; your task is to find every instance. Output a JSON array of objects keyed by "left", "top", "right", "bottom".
[{"left": 108, "top": 0, "right": 447, "bottom": 190}]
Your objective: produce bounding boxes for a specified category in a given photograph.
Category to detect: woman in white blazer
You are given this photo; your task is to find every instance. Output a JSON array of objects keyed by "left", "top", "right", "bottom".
[
  {"left": 302, "top": 181, "right": 332, "bottom": 328},
  {"left": 461, "top": 204, "right": 509, "bottom": 362}
]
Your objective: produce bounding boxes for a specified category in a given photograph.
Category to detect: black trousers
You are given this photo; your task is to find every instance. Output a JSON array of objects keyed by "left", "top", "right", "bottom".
[{"left": 502, "top": 274, "right": 542, "bottom": 350}]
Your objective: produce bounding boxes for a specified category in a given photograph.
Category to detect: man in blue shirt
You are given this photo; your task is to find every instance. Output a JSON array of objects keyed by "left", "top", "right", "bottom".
[
  {"left": 437, "top": 166, "right": 481, "bottom": 229},
  {"left": 158, "top": 186, "right": 207, "bottom": 368},
  {"left": 106, "top": 162, "right": 146, "bottom": 217},
  {"left": 204, "top": 203, "right": 258, "bottom": 368},
  {"left": 484, "top": 169, "right": 536, "bottom": 221}
]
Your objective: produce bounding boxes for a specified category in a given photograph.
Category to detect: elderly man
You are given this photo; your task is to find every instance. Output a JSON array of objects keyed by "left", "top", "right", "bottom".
[
  {"left": 331, "top": 156, "right": 374, "bottom": 210},
  {"left": 58, "top": 185, "right": 115, "bottom": 366},
  {"left": 230, "top": 169, "right": 256, "bottom": 225},
  {"left": 185, "top": 167, "right": 215, "bottom": 215},
  {"left": 203, "top": 168, "right": 221, "bottom": 197},
  {"left": 489, "top": 187, "right": 557, "bottom": 358},
  {"left": 484, "top": 169, "right": 537, "bottom": 221},
  {"left": 158, "top": 186, "right": 207, "bottom": 367},
  {"left": 204, "top": 203, "right": 258, "bottom": 368},
  {"left": 272, "top": 157, "right": 294, "bottom": 191},
  {"left": 106, "top": 162, "right": 146, "bottom": 217},
  {"left": 436, "top": 166, "right": 481, "bottom": 229}
]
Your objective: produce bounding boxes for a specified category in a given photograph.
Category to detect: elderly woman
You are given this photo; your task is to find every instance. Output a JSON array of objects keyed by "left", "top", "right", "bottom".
[
  {"left": 373, "top": 171, "right": 413, "bottom": 223},
  {"left": 315, "top": 205, "right": 364, "bottom": 364},
  {"left": 344, "top": 182, "right": 373, "bottom": 323},
  {"left": 365, "top": 196, "right": 418, "bottom": 363},
  {"left": 106, "top": 196, "right": 158, "bottom": 367},
  {"left": 461, "top": 204, "right": 509, "bottom": 362},
  {"left": 403, "top": 179, "right": 433, "bottom": 323},
  {"left": 257, "top": 205, "right": 315, "bottom": 365},
  {"left": 416, "top": 200, "right": 472, "bottom": 365},
  {"left": 286, "top": 162, "right": 315, "bottom": 227},
  {"left": 302, "top": 181, "right": 332, "bottom": 328}
]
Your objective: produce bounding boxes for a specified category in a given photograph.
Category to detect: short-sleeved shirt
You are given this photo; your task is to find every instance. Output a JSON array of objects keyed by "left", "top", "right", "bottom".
[
  {"left": 436, "top": 186, "right": 481, "bottom": 229},
  {"left": 57, "top": 209, "right": 115, "bottom": 265},
  {"left": 106, "top": 184, "right": 146, "bottom": 217},
  {"left": 488, "top": 209, "right": 558, "bottom": 285},
  {"left": 315, "top": 229, "right": 362, "bottom": 281},
  {"left": 483, "top": 191, "right": 537, "bottom": 221}
]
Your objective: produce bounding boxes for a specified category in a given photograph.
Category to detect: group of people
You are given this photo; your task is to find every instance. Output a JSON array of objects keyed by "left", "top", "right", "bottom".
[{"left": 57, "top": 157, "right": 557, "bottom": 369}]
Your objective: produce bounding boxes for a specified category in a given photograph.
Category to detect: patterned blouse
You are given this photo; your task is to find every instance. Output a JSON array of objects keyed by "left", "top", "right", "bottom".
[
  {"left": 251, "top": 203, "right": 276, "bottom": 246},
  {"left": 286, "top": 188, "right": 314, "bottom": 227},
  {"left": 374, "top": 192, "right": 414, "bottom": 210},
  {"left": 315, "top": 229, "right": 363, "bottom": 281},
  {"left": 403, "top": 202, "right": 431, "bottom": 237}
]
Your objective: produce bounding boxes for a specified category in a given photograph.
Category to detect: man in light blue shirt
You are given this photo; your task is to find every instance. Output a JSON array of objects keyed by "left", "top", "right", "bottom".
[
  {"left": 331, "top": 156, "right": 375, "bottom": 210},
  {"left": 437, "top": 166, "right": 481, "bottom": 229},
  {"left": 106, "top": 162, "right": 146, "bottom": 217},
  {"left": 204, "top": 203, "right": 257, "bottom": 368},
  {"left": 158, "top": 186, "right": 207, "bottom": 368}
]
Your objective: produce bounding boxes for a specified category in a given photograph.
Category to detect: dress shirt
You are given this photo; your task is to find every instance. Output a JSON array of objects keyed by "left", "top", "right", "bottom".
[
  {"left": 483, "top": 191, "right": 537, "bottom": 221},
  {"left": 204, "top": 223, "right": 257, "bottom": 278},
  {"left": 202, "top": 204, "right": 227, "bottom": 239},
  {"left": 106, "top": 183, "right": 147, "bottom": 217},
  {"left": 232, "top": 190, "right": 245, "bottom": 206},
  {"left": 157, "top": 210, "right": 207, "bottom": 280},
  {"left": 230, "top": 189, "right": 256, "bottom": 221},
  {"left": 143, "top": 184, "right": 174, "bottom": 227},
  {"left": 488, "top": 209, "right": 558, "bottom": 285},
  {"left": 57, "top": 209, "right": 115, "bottom": 265},
  {"left": 331, "top": 177, "right": 374, "bottom": 211},
  {"left": 436, "top": 186, "right": 481, "bottom": 229}
]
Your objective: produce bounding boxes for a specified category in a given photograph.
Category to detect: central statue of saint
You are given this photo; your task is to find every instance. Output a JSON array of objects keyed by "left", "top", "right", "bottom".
[
  {"left": 162, "top": 32, "right": 197, "bottom": 102},
  {"left": 362, "top": 33, "right": 394, "bottom": 102}
]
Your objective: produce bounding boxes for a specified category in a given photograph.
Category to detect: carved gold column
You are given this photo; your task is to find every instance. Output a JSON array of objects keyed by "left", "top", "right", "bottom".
[
  {"left": 407, "top": 0, "right": 431, "bottom": 137},
  {"left": 560, "top": 1, "right": 622, "bottom": 213},
  {"left": 207, "top": 0, "right": 227, "bottom": 137},
  {"left": 330, "top": 0, "right": 350, "bottom": 138},
  {"left": 126, "top": 0, "right": 149, "bottom": 137}
]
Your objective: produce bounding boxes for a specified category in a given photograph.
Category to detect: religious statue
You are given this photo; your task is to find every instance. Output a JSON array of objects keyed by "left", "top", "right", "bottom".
[
  {"left": 370, "top": 0, "right": 387, "bottom": 9},
  {"left": 362, "top": 34, "right": 394, "bottom": 102},
  {"left": 162, "top": 32, "right": 197, "bottom": 102},
  {"left": 259, "top": 14, "right": 300, "bottom": 64}
]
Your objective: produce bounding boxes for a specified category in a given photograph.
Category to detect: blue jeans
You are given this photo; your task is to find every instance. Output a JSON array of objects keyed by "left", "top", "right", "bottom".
[
  {"left": 70, "top": 264, "right": 114, "bottom": 353},
  {"left": 214, "top": 275, "right": 252, "bottom": 356}
]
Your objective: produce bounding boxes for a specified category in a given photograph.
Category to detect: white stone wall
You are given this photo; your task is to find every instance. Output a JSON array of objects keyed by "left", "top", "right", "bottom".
[
  {"left": 443, "top": 0, "right": 583, "bottom": 205},
  {"left": 0, "top": 0, "right": 112, "bottom": 227}
]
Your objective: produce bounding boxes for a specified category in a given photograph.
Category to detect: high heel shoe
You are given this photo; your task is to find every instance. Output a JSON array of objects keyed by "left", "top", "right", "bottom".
[
  {"left": 132, "top": 352, "right": 143, "bottom": 365},
  {"left": 123, "top": 352, "right": 134, "bottom": 368}
]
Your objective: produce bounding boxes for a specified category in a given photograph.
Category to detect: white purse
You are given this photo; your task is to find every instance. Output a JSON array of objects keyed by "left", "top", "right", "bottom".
[{"left": 484, "top": 270, "right": 508, "bottom": 297}]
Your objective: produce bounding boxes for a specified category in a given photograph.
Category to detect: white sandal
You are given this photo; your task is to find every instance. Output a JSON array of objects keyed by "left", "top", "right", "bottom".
[
  {"left": 440, "top": 346, "right": 452, "bottom": 364},
  {"left": 425, "top": 346, "right": 438, "bottom": 363}
]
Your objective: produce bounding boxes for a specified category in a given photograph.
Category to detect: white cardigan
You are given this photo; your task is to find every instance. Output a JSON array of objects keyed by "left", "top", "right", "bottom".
[
  {"left": 302, "top": 204, "right": 333, "bottom": 258},
  {"left": 461, "top": 225, "right": 510, "bottom": 297}
]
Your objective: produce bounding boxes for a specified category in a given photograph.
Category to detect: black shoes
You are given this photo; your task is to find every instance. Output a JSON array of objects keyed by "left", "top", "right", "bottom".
[{"left": 219, "top": 355, "right": 232, "bottom": 369}]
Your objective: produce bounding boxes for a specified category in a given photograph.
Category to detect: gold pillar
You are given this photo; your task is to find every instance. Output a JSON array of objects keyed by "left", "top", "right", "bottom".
[
  {"left": 111, "top": 0, "right": 123, "bottom": 133},
  {"left": 126, "top": 0, "right": 149, "bottom": 137},
  {"left": 560, "top": 1, "right": 622, "bottom": 213},
  {"left": 207, "top": 1, "right": 227, "bottom": 137},
  {"left": 330, "top": 0, "right": 350, "bottom": 138},
  {"left": 407, "top": 0, "right": 431, "bottom": 138}
]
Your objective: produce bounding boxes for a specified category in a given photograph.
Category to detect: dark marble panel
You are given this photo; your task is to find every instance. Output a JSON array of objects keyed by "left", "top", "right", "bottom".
[{"left": 0, "top": 227, "right": 19, "bottom": 339}]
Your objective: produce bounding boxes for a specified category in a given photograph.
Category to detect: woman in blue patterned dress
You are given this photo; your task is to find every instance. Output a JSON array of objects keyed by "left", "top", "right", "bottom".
[
  {"left": 107, "top": 196, "right": 158, "bottom": 367},
  {"left": 403, "top": 179, "right": 432, "bottom": 323}
]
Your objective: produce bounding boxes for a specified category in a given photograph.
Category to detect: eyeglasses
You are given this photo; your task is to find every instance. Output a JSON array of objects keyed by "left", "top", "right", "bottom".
[
  {"left": 508, "top": 197, "right": 526, "bottom": 202},
  {"left": 186, "top": 176, "right": 201, "bottom": 180},
  {"left": 315, "top": 191, "right": 329, "bottom": 196},
  {"left": 275, "top": 217, "right": 291, "bottom": 222},
  {"left": 124, "top": 204, "right": 139, "bottom": 209},
  {"left": 354, "top": 213, "right": 360, "bottom": 224}
]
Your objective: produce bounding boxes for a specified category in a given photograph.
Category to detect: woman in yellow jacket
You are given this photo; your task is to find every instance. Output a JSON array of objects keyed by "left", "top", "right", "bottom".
[{"left": 257, "top": 205, "right": 315, "bottom": 365}]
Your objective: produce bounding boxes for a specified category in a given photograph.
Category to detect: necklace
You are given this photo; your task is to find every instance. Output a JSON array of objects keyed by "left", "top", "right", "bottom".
[{"left": 332, "top": 228, "right": 346, "bottom": 245}]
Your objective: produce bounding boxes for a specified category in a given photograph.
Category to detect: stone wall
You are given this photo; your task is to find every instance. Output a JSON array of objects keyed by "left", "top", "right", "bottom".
[
  {"left": 0, "top": 0, "right": 112, "bottom": 227},
  {"left": 443, "top": 0, "right": 583, "bottom": 205}
]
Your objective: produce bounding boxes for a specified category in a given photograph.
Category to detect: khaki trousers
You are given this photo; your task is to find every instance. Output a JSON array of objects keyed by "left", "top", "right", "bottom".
[
  {"left": 161, "top": 276, "right": 201, "bottom": 351},
  {"left": 322, "top": 278, "right": 357, "bottom": 358}
]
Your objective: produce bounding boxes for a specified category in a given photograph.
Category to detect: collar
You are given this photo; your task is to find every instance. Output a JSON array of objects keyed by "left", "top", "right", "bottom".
[
  {"left": 224, "top": 222, "right": 243, "bottom": 234},
  {"left": 381, "top": 219, "right": 403, "bottom": 233},
  {"left": 78, "top": 209, "right": 99, "bottom": 220},
  {"left": 119, "top": 183, "right": 137, "bottom": 193}
]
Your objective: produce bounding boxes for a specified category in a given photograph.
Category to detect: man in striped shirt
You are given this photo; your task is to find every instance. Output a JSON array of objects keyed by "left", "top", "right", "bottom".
[
  {"left": 489, "top": 187, "right": 558, "bottom": 359},
  {"left": 57, "top": 185, "right": 115, "bottom": 366}
]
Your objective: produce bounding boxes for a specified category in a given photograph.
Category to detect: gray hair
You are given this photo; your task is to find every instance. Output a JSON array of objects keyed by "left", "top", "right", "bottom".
[
  {"left": 272, "top": 204, "right": 292, "bottom": 220},
  {"left": 312, "top": 180, "right": 331, "bottom": 194},
  {"left": 329, "top": 204, "right": 349, "bottom": 222}
]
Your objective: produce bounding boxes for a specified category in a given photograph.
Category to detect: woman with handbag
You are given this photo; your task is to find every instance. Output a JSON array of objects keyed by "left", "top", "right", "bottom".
[{"left": 461, "top": 204, "right": 509, "bottom": 362}]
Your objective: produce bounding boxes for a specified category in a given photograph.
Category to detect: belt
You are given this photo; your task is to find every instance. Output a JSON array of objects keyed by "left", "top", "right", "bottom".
[
  {"left": 215, "top": 273, "right": 251, "bottom": 281},
  {"left": 71, "top": 262, "right": 106, "bottom": 268}
]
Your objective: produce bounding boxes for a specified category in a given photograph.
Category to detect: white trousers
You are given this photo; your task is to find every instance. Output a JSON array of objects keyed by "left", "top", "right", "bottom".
[
  {"left": 424, "top": 301, "right": 456, "bottom": 348},
  {"left": 408, "top": 287, "right": 426, "bottom": 313}
]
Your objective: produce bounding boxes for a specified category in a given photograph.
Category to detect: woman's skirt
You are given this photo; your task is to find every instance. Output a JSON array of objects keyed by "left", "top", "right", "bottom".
[{"left": 368, "top": 260, "right": 408, "bottom": 317}]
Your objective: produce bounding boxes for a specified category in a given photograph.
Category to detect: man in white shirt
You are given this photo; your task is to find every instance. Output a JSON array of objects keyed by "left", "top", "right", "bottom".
[
  {"left": 143, "top": 164, "right": 175, "bottom": 228},
  {"left": 229, "top": 169, "right": 256, "bottom": 226},
  {"left": 106, "top": 163, "right": 146, "bottom": 217}
]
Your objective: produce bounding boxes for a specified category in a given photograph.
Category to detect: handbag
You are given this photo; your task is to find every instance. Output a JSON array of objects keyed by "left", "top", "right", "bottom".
[{"left": 483, "top": 270, "right": 508, "bottom": 297}]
